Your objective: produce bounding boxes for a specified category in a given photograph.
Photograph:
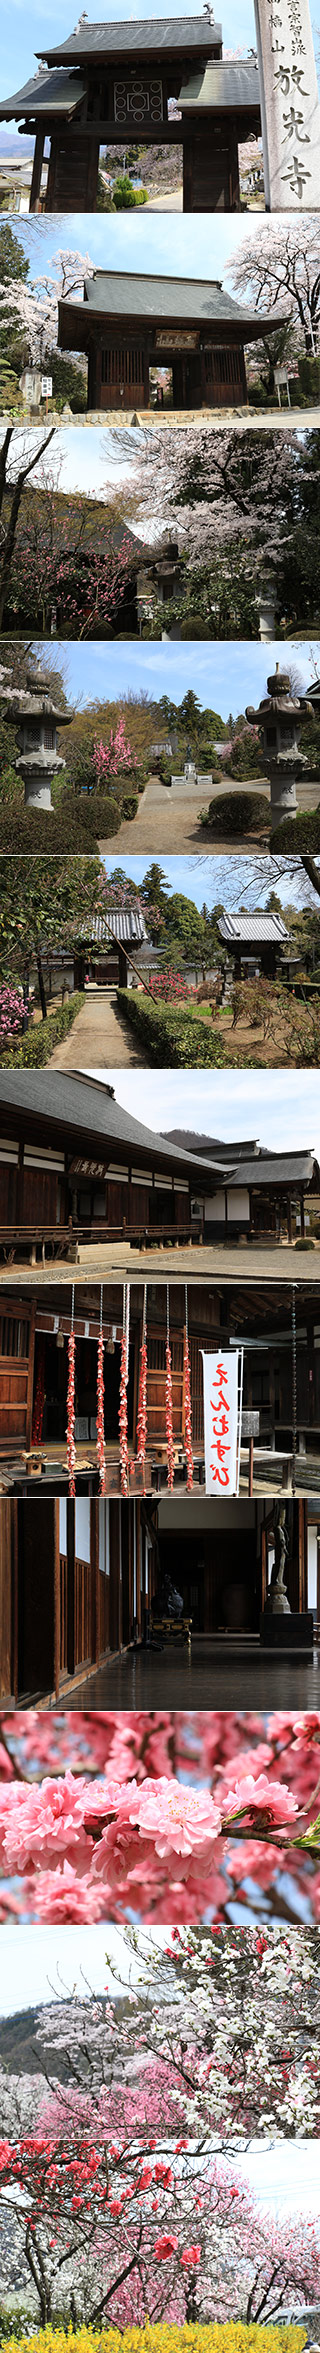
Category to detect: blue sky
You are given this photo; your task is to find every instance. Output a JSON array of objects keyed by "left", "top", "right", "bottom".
[
  {"left": 0, "top": 0, "right": 256, "bottom": 116},
  {"left": 4, "top": 212, "right": 267, "bottom": 281},
  {"left": 36, "top": 636, "right": 320, "bottom": 713},
  {"left": 86, "top": 1069, "right": 320, "bottom": 1156},
  {"left": 101, "top": 850, "right": 320, "bottom": 911}
]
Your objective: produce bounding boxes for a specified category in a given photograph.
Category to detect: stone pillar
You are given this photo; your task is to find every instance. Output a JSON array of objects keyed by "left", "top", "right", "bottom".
[{"left": 254, "top": 0, "right": 320, "bottom": 212}]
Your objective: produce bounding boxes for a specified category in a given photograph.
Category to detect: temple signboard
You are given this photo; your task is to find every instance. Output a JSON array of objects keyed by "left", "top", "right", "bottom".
[
  {"left": 254, "top": 0, "right": 320, "bottom": 205},
  {"left": 201, "top": 1350, "right": 243, "bottom": 1496}
]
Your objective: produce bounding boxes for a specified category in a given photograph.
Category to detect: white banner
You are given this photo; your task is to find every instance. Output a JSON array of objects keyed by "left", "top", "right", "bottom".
[
  {"left": 254, "top": 0, "right": 320, "bottom": 210},
  {"left": 201, "top": 1350, "right": 242, "bottom": 1496}
]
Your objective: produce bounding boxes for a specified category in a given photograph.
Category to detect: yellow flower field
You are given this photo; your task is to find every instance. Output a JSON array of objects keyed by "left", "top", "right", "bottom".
[{"left": 1, "top": 2327, "right": 308, "bottom": 2353}]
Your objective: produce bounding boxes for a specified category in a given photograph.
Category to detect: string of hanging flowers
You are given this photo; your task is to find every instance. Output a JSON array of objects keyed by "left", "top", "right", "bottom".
[
  {"left": 137, "top": 1284, "right": 148, "bottom": 1492},
  {"left": 66, "top": 1328, "right": 76, "bottom": 1498},
  {"left": 183, "top": 1297, "right": 194, "bottom": 1493},
  {"left": 166, "top": 1289, "right": 174, "bottom": 1492},
  {"left": 97, "top": 1330, "right": 107, "bottom": 1495},
  {"left": 119, "top": 1284, "right": 129, "bottom": 1496}
]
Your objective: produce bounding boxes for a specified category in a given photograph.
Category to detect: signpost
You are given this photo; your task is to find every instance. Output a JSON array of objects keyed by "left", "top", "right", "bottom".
[
  {"left": 241, "top": 1409, "right": 260, "bottom": 1496},
  {"left": 41, "top": 373, "right": 53, "bottom": 414},
  {"left": 254, "top": 0, "right": 320, "bottom": 209}
]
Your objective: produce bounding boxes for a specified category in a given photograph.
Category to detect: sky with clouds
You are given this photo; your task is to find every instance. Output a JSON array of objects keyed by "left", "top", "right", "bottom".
[
  {"left": 101, "top": 849, "right": 320, "bottom": 911},
  {"left": 0, "top": 211, "right": 275, "bottom": 283},
  {"left": 34, "top": 635, "right": 320, "bottom": 713},
  {"left": 84, "top": 1068, "right": 320, "bottom": 1155}
]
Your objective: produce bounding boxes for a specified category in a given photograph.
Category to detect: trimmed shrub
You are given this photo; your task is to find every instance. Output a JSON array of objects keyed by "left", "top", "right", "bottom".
[
  {"left": 200, "top": 791, "right": 270, "bottom": 838},
  {"left": 121, "top": 793, "right": 139, "bottom": 821},
  {"left": 272, "top": 804, "right": 320, "bottom": 850},
  {"left": 179, "top": 619, "right": 213, "bottom": 639},
  {"left": 0, "top": 994, "right": 85, "bottom": 1067},
  {"left": 116, "top": 992, "right": 253, "bottom": 1067},
  {"left": 0, "top": 800, "right": 121, "bottom": 852}
]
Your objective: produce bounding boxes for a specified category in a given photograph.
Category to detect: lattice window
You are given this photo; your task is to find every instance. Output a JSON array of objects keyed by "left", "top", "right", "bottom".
[{"left": 0, "top": 1315, "right": 30, "bottom": 1359}]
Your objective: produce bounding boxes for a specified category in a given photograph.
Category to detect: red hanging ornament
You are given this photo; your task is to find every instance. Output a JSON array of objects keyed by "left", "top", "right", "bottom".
[
  {"left": 31, "top": 1334, "right": 45, "bottom": 1445},
  {"left": 97, "top": 1332, "right": 106, "bottom": 1495},
  {"left": 166, "top": 1338, "right": 174, "bottom": 1492},
  {"left": 119, "top": 1331, "right": 129, "bottom": 1496},
  {"left": 137, "top": 1329, "right": 148, "bottom": 1491},
  {"left": 183, "top": 1329, "right": 194, "bottom": 1493},
  {"left": 66, "top": 1331, "right": 76, "bottom": 1497}
]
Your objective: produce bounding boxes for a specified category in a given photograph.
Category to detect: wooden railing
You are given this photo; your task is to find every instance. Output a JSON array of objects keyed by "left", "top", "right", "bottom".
[{"left": 0, "top": 1221, "right": 202, "bottom": 1264}]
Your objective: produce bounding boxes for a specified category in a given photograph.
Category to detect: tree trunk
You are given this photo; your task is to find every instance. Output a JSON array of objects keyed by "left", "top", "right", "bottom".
[{"left": 36, "top": 948, "right": 47, "bottom": 1021}]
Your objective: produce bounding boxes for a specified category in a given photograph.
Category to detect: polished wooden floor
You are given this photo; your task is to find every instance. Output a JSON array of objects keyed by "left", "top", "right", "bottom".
[{"left": 58, "top": 1638, "right": 320, "bottom": 1711}]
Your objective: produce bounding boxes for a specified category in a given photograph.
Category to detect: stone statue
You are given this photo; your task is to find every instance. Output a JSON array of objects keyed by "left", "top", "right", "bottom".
[{"left": 266, "top": 1503, "right": 291, "bottom": 1614}]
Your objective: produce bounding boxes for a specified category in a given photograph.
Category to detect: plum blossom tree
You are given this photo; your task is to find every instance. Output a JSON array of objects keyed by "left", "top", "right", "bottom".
[
  {"left": 0, "top": 2128, "right": 318, "bottom": 2327},
  {"left": 1, "top": 1709, "right": 320, "bottom": 1925}
]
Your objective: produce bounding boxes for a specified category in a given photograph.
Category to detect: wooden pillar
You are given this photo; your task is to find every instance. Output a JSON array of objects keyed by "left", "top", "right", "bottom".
[
  {"left": 90, "top": 1498, "right": 100, "bottom": 1663},
  {"left": 301, "top": 1188, "right": 305, "bottom": 1239},
  {"left": 66, "top": 1498, "right": 75, "bottom": 1676},
  {"left": 288, "top": 1195, "right": 292, "bottom": 1244},
  {"left": 53, "top": 1498, "right": 60, "bottom": 1702},
  {"left": 30, "top": 128, "right": 45, "bottom": 211},
  {"left": 87, "top": 339, "right": 98, "bottom": 410},
  {"left": 143, "top": 340, "right": 149, "bottom": 410},
  {"left": 268, "top": 1351, "right": 275, "bottom": 1448},
  {"left": 26, "top": 1302, "right": 36, "bottom": 1449},
  {"left": 109, "top": 1499, "right": 121, "bottom": 1649}
]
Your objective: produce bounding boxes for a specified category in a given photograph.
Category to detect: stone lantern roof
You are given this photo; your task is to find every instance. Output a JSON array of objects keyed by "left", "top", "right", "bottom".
[
  {"left": 1, "top": 661, "right": 73, "bottom": 729},
  {"left": 246, "top": 662, "right": 314, "bottom": 729}
]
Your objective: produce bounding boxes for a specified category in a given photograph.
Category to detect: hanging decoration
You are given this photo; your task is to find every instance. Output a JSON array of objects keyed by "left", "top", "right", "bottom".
[
  {"left": 119, "top": 1282, "right": 129, "bottom": 1496},
  {"left": 165, "top": 1284, "right": 174, "bottom": 1493},
  {"left": 31, "top": 1334, "right": 45, "bottom": 1445},
  {"left": 183, "top": 1286, "right": 194, "bottom": 1493},
  {"left": 97, "top": 1287, "right": 107, "bottom": 1495},
  {"left": 66, "top": 1287, "right": 76, "bottom": 1498},
  {"left": 137, "top": 1283, "right": 148, "bottom": 1492}
]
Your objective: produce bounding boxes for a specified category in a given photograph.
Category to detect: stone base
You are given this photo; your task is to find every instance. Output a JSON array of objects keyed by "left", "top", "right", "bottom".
[
  {"left": 24, "top": 781, "right": 54, "bottom": 812},
  {"left": 260, "top": 1610, "right": 314, "bottom": 1648}
]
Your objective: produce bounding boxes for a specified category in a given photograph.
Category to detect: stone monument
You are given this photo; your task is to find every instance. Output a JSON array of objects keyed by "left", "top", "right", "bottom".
[
  {"left": 1, "top": 662, "right": 73, "bottom": 810},
  {"left": 254, "top": 0, "right": 320, "bottom": 211},
  {"left": 245, "top": 661, "right": 314, "bottom": 836}
]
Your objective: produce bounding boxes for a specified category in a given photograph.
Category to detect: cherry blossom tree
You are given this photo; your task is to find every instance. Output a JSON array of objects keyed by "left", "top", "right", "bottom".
[
  {"left": 227, "top": 219, "right": 320, "bottom": 356},
  {"left": 0, "top": 249, "right": 94, "bottom": 373}
]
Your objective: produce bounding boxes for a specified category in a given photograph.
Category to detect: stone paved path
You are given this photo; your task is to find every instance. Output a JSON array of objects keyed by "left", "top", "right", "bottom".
[{"left": 48, "top": 990, "right": 147, "bottom": 1068}]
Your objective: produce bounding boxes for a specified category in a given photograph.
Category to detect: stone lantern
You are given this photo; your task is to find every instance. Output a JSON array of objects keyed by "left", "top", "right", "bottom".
[
  {"left": 1, "top": 662, "right": 73, "bottom": 810},
  {"left": 245, "top": 662, "right": 314, "bottom": 836}
]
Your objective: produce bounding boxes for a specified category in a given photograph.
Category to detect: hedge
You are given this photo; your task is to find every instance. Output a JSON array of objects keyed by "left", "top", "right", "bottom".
[
  {"left": 0, "top": 799, "right": 122, "bottom": 853},
  {"left": 116, "top": 992, "right": 254, "bottom": 1068},
  {"left": 0, "top": 994, "right": 85, "bottom": 1067},
  {"left": 0, "top": 2328, "right": 308, "bottom": 2353},
  {"left": 200, "top": 792, "right": 270, "bottom": 838},
  {"left": 272, "top": 804, "right": 320, "bottom": 851}
]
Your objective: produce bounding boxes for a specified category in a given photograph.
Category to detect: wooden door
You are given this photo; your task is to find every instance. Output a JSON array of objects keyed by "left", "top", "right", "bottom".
[
  {"left": 0, "top": 1499, "right": 14, "bottom": 1698},
  {"left": 0, "top": 1300, "right": 35, "bottom": 1448},
  {"left": 100, "top": 346, "right": 145, "bottom": 409},
  {"left": 46, "top": 133, "right": 100, "bottom": 211},
  {"left": 17, "top": 1497, "right": 58, "bottom": 1698},
  {"left": 183, "top": 133, "right": 233, "bottom": 211}
]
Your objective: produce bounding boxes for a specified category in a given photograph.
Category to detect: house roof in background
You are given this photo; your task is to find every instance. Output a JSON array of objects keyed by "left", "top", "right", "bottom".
[{"left": 218, "top": 913, "right": 290, "bottom": 945}]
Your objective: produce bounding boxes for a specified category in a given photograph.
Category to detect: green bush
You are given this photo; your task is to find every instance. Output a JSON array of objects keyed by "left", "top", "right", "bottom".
[
  {"left": 0, "top": 994, "right": 85, "bottom": 1067},
  {"left": 295, "top": 1236, "right": 315, "bottom": 1249},
  {"left": 272, "top": 804, "right": 320, "bottom": 850},
  {"left": 201, "top": 791, "right": 270, "bottom": 838},
  {"left": 116, "top": 991, "right": 254, "bottom": 1068},
  {"left": 179, "top": 619, "right": 213, "bottom": 639},
  {"left": 121, "top": 793, "right": 139, "bottom": 820},
  {"left": 0, "top": 798, "right": 121, "bottom": 852},
  {"left": 298, "top": 354, "right": 320, "bottom": 401}
]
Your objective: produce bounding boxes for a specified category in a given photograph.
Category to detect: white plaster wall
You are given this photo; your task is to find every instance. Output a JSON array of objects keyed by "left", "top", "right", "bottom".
[
  {"left": 158, "top": 1501, "right": 254, "bottom": 1531},
  {"left": 75, "top": 1497, "right": 90, "bottom": 1563}
]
